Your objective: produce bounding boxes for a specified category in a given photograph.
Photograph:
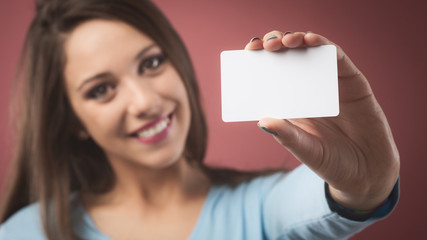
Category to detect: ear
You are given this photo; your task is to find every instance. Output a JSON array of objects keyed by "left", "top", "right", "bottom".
[
  {"left": 77, "top": 130, "right": 90, "bottom": 140},
  {"left": 69, "top": 112, "right": 90, "bottom": 140}
]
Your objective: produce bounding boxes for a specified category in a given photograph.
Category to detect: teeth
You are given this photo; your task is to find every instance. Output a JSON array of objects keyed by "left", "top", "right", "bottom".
[{"left": 137, "top": 117, "right": 170, "bottom": 138}]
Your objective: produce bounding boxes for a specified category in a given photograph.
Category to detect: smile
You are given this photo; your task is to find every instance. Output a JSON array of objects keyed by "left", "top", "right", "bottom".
[
  {"left": 132, "top": 113, "right": 173, "bottom": 144},
  {"left": 138, "top": 116, "right": 170, "bottom": 138}
]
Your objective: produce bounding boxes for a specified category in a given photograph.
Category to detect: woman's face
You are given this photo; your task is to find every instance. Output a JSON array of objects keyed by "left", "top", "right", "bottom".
[{"left": 64, "top": 19, "right": 191, "bottom": 169}]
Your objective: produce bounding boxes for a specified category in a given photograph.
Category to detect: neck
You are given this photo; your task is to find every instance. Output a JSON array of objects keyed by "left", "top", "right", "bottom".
[{"left": 84, "top": 157, "right": 210, "bottom": 209}]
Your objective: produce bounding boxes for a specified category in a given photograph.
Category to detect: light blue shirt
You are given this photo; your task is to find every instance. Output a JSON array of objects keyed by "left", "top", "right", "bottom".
[{"left": 0, "top": 165, "right": 396, "bottom": 239}]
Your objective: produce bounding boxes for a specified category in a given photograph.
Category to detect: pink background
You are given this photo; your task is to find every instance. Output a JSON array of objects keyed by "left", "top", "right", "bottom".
[{"left": 1, "top": 0, "right": 426, "bottom": 238}]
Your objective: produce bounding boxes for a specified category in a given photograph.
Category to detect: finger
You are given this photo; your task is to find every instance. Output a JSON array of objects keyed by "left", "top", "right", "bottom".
[
  {"left": 263, "top": 30, "right": 285, "bottom": 51},
  {"left": 257, "top": 118, "right": 323, "bottom": 170},
  {"left": 303, "top": 32, "right": 372, "bottom": 99},
  {"left": 245, "top": 37, "right": 264, "bottom": 50},
  {"left": 281, "top": 31, "right": 307, "bottom": 48},
  {"left": 303, "top": 32, "right": 361, "bottom": 78},
  {"left": 303, "top": 32, "right": 331, "bottom": 46},
  {"left": 336, "top": 48, "right": 363, "bottom": 78}
]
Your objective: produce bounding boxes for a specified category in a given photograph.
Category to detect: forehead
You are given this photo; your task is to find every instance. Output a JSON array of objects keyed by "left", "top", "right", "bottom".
[
  {"left": 65, "top": 19, "right": 153, "bottom": 59},
  {"left": 64, "top": 19, "right": 154, "bottom": 85}
]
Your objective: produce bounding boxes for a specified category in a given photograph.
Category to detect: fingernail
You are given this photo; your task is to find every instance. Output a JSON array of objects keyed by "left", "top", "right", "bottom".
[
  {"left": 266, "top": 35, "right": 278, "bottom": 41},
  {"left": 306, "top": 30, "right": 313, "bottom": 33},
  {"left": 283, "top": 31, "right": 293, "bottom": 36},
  {"left": 250, "top": 37, "right": 261, "bottom": 43},
  {"left": 257, "top": 124, "right": 278, "bottom": 136}
]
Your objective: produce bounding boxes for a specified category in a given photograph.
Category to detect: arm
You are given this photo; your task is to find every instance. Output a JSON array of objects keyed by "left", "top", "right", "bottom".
[
  {"left": 247, "top": 31, "right": 400, "bottom": 211},
  {"left": 262, "top": 164, "right": 399, "bottom": 239}
]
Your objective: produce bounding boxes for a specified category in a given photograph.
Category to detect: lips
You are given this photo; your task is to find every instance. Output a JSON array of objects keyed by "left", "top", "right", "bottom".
[{"left": 130, "top": 113, "right": 173, "bottom": 144}]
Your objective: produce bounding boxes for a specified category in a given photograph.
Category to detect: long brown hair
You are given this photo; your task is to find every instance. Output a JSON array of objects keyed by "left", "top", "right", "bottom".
[{"left": 0, "top": 0, "right": 277, "bottom": 239}]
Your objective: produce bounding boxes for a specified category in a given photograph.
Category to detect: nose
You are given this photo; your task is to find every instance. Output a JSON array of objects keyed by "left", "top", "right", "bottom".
[{"left": 125, "top": 79, "right": 162, "bottom": 118}]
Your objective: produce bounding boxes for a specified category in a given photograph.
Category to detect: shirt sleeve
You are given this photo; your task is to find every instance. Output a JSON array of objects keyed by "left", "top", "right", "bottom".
[
  {"left": 262, "top": 164, "right": 399, "bottom": 240},
  {"left": 0, "top": 225, "right": 5, "bottom": 239},
  {"left": 0, "top": 204, "right": 47, "bottom": 240}
]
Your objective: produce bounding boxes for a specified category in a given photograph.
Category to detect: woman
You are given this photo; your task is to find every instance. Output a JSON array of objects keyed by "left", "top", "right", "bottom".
[{"left": 0, "top": 0, "right": 399, "bottom": 239}]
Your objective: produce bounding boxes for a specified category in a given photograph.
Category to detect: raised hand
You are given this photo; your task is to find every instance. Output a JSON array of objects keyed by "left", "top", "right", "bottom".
[{"left": 247, "top": 31, "right": 400, "bottom": 210}]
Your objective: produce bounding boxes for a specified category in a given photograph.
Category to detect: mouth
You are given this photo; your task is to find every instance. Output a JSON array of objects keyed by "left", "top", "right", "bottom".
[{"left": 131, "top": 112, "right": 173, "bottom": 144}]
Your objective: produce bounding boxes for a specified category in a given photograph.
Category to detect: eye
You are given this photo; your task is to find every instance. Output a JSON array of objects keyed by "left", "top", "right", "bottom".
[
  {"left": 138, "top": 54, "right": 166, "bottom": 75},
  {"left": 86, "top": 82, "right": 115, "bottom": 100}
]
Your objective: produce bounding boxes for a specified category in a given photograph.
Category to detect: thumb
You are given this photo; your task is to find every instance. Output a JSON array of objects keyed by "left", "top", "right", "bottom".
[{"left": 257, "top": 118, "right": 323, "bottom": 168}]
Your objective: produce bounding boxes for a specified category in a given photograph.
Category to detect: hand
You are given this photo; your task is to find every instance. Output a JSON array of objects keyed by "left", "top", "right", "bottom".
[{"left": 246, "top": 31, "right": 400, "bottom": 211}]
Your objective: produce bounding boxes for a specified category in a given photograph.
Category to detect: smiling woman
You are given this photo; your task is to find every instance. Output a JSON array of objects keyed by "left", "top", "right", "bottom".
[
  {"left": 0, "top": 0, "right": 399, "bottom": 240},
  {"left": 0, "top": 1, "right": 213, "bottom": 239}
]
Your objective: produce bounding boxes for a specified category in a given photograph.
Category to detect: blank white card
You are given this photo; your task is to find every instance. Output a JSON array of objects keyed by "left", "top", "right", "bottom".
[{"left": 221, "top": 45, "right": 339, "bottom": 122}]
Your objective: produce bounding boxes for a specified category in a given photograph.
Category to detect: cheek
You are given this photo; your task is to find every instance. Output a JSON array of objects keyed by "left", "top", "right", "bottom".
[
  {"left": 73, "top": 101, "right": 123, "bottom": 138},
  {"left": 156, "top": 68, "right": 189, "bottom": 106},
  {"left": 155, "top": 68, "right": 192, "bottom": 129}
]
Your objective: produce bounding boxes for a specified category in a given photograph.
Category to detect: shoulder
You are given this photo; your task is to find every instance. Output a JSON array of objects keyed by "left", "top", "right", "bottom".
[
  {"left": 0, "top": 194, "right": 87, "bottom": 240},
  {"left": 209, "top": 165, "right": 315, "bottom": 201},
  {"left": 0, "top": 203, "right": 46, "bottom": 240},
  {"left": 211, "top": 170, "right": 286, "bottom": 200},
  {"left": 215, "top": 164, "right": 317, "bottom": 195},
  {"left": 189, "top": 167, "right": 309, "bottom": 239}
]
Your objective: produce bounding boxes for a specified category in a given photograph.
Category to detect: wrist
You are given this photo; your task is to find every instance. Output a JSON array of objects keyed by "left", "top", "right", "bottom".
[
  {"left": 325, "top": 179, "right": 400, "bottom": 221},
  {"left": 327, "top": 173, "right": 400, "bottom": 211},
  {"left": 328, "top": 185, "right": 387, "bottom": 211}
]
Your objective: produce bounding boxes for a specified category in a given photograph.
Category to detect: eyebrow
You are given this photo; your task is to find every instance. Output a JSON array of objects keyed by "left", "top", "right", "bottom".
[{"left": 76, "top": 44, "right": 157, "bottom": 91}]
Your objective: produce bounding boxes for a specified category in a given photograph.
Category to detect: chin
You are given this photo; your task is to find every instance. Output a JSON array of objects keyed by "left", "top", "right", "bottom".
[{"left": 134, "top": 147, "right": 186, "bottom": 170}]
